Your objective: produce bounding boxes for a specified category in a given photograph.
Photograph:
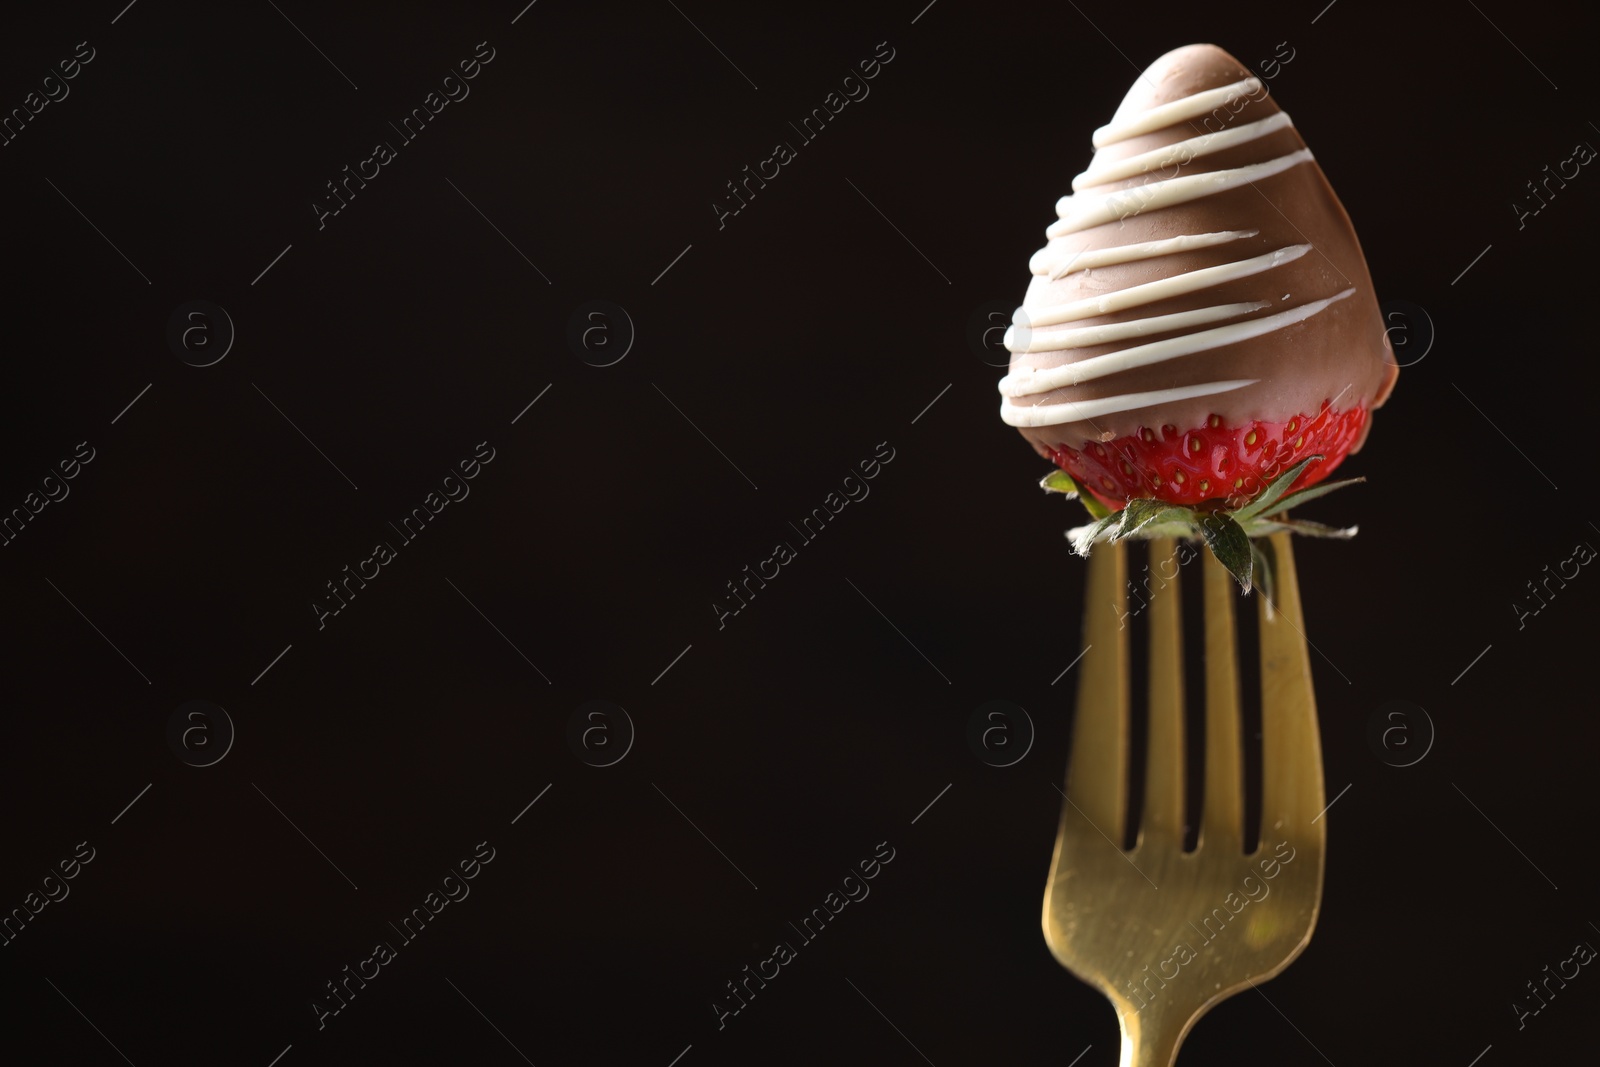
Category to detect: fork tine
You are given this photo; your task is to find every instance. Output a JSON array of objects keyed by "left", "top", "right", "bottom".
[
  {"left": 1257, "top": 532, "right": 1325, "bottom": 834},
  {"left": 1046, "top": 536, "right": 1328, "bottom": 1065},
  {"left": 1200, "top": 547, "right": 1245, "bottom": 850},
  {"left": 1141, "top": 538, "right": 1184, "bottom": 843},
  {"left": 1065, "top": 539, "right": 1129, "bottom": 837}
]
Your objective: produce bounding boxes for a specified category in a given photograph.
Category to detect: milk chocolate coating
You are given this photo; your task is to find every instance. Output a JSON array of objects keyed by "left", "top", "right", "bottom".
[{"left": 1003, "top": 44, "right": 1398, "bottom": 458}]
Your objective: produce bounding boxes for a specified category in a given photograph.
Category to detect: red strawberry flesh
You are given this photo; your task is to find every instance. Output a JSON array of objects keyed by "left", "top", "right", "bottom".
[{"left": 1051, "top": 401, "right": 1366, "bottom": 511}]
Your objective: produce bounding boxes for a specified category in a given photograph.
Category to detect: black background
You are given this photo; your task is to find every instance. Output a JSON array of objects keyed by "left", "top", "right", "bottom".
[{"left": 1, "top": 1, "right": 1596, "bottom": 1064}]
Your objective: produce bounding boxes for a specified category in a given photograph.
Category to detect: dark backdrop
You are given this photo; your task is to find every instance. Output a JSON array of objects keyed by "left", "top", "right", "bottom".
[{"left": 1, "top": 1, "right": 1595, "bottom": 1064}]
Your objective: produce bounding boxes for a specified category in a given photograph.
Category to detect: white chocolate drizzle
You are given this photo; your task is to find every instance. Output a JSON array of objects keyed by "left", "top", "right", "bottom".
[
  {"left": 1047, "top": 148, "right": 1313, "bottom": 237},
  {"left": 1073, "top": 112, "right": 1294, "bottom": 190},
  {"left": 1019, "top": 245, "right": 1309, "bottom": 330},
  {"left": 1001, "top": 380, "right": 1259, "bottom": 428},
  {"left": 1001, "top": 73, "right": 1345, "bottom": 433},
  {"left": 1028, "top": 229, "right": 1258, "bottom": 280},
  {"left": 1092, "top": 77, "right": 1262, "bottom": 147},
  {"left": 1005, "top": 301, "right": 1271, "bottom": 355},
  {"left": 1000, "top": 289, "right": 1353, "bottom": 396}
]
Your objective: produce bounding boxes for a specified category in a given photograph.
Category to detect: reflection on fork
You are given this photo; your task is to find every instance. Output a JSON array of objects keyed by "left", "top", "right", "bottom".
[{"left": 1042, "top": 533, "right": 1326, "bottom": 1067}]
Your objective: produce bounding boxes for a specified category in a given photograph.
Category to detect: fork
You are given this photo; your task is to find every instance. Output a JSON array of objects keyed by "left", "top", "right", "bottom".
[{"left": 1042, "top": 532, "right": 1326, "bottom": 1066}]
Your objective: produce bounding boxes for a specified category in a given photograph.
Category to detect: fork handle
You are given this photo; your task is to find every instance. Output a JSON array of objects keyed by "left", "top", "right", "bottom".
[{"left": 1118, "top": 1005, "right": 1189, "bottom": 1067}]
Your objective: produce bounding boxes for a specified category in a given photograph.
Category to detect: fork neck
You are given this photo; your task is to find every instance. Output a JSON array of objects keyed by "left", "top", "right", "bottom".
[{"left": 1114, "top": 998, "right": 1192, "bottom": 1067}]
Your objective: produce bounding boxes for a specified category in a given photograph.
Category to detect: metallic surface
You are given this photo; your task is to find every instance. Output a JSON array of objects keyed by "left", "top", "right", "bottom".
[{"left": 1042, "top": 534, "right": 1326, "bottom": 1066}]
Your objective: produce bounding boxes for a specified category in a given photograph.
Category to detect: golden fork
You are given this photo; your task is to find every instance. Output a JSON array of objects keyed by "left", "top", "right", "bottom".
[{"left": 1043, "top": 533, "right": 1326, "bottom": 1066}]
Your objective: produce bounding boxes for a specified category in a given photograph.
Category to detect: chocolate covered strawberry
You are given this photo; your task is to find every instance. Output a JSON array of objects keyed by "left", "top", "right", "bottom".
[{"left": 998, "top": 43, "right": 1398, "bottom": 588}]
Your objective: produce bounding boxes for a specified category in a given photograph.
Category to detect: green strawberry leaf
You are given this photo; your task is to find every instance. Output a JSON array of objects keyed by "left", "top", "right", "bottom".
[
  {"left": 1039, "top": 470, "right": 1080, "bottom": 496},
  {"left": 1118, "top": 500, "right": 1195, "bottom": 540},
  {"left": 1198, "top": 511, "right": 1253, "bottom": 593},
  {"left": 1039, "top": 469, "right": 1114, "bottom": 521},
  {"left": 1253, "top": 476, "right": 1365, "bottom": 519},
  {"left": 1137, "top": 520, "right": 1202, "bottom": 540},
  {"left": 1271, "top": 517, "right": 1359, "bottom": 539},
  {"left": 1078, "top": 492, "right": 1114, "bottom": 522},
  {"left": 1067, "top": 510, "right": 1126, "bottom": 556},
  {"left": 1231, "top": 455, "right": 1324, "bottom": 523},
  {"left": 1250, "top": 538, "right": 1276, "bottom": 618}
]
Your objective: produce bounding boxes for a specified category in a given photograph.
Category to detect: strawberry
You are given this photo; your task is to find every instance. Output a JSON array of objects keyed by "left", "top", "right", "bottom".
[
  {"left": 999, "top": 43, "right": 1399, "bottom": 592},
  {"left": 1048, "top": 400, "right": 1368, "bottom": 513}
]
